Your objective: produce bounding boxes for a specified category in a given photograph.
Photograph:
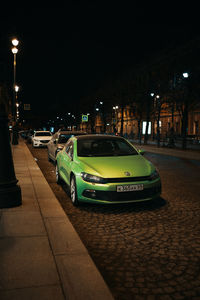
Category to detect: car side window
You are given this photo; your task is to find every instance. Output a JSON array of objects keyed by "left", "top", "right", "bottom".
[{"left": 65, "top": 142, "right": 73, "bottom": 160}]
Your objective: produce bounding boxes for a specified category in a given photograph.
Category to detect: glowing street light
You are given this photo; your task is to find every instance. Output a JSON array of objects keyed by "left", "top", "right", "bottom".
[
  {"left": 11, "top": 47, "right": 18, "bottom": 54},
  {"left": 15, "top": 85, "right": 19, "bottom": 92},
  {"left": 12, "top": 38, "right": 19, "bottom": 46},
  {"left": 183, "top": 72, "right": 189, "bottom": 78}
]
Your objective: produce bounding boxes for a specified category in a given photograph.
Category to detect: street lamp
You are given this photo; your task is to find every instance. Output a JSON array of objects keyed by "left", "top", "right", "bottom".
[
  {"left": 15, "top": 85, "right": 19, "bottom": 92},
  {"left": 11, "top": 39, "right": 19, "bottom": 123},
  {"left": 12, "top": 38, "right": 19, "bottom": 47},
  {"left": 183, "top": 72, "right": 189, "bottom": 78},
  {"left": 113, "top": 105, "right": 119, "bottom": 134},
  {"left": 15, "top": 86, "right": 20, "bottom": 121},
  {"left": 15, "top": 85, "right": 19, "bottom": 113}
]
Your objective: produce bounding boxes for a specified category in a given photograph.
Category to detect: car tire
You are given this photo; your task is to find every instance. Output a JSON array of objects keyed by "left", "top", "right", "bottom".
[
  {"left": 70, "top": 175, "right": 79, "bottom": 206},
  {"left": 56, "top": 164, "right": 62, "bottom": 184},
  {"left": 54, "top": 151, "right": 59, "bottom": 164}
]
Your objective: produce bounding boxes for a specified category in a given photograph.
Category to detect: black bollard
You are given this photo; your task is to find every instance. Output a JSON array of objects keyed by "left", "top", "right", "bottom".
[
  {"left": 0, "top": 107, "right": 22, "bottom": 208},
  {"left": 12, "top": 124, "right": 19, "bottom": 145}
]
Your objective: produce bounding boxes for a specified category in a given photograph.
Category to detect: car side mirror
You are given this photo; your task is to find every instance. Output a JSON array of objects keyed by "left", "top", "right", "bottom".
[{"left": 138, "top": 149, "right": 145, "bottom": 155}]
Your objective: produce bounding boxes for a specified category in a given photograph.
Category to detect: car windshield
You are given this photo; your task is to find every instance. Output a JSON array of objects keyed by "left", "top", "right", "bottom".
[
  {"left": 58, "top": 134, "right": 72, "bottom": 144},
  {"left": 35, "top": 132, "right": 51, "bottom": 136},
  {"left": 77, "top": 138, "right": 138, "bottom": 157},
  {"left": 58, "top": 132, "right": 86, "bottom": 144}
]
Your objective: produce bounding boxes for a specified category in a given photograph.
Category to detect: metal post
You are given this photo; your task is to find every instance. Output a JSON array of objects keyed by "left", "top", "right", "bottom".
[
  {"left": 12, "top": 52, "right": 19, "bottom": 145},
  {"left": 0, "top": 90, "right": 22, "bottom": 208},
  {"left": 13, "top": 53, "right": 16, "bottom": 123}
]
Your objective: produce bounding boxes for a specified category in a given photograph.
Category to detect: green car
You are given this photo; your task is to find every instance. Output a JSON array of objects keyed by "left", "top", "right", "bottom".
[{"left": 56, "top": 134, "right": 161, "bottom": 206}]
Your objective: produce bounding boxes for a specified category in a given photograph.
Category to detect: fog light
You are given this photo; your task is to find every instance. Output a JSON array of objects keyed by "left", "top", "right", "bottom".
[{"left": 83, "top": 189, "right": 96, "bottom": 199}]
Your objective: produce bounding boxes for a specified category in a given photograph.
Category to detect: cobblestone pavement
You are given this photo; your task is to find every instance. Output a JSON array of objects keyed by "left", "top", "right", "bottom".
[{"left": 28, "top": 144, "right": 200, "bottom": 299}]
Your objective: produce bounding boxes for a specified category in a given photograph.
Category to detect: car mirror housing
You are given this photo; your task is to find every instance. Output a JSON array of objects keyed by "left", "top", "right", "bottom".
[{"left": 138, "top": 149, "right": 145, "bottom": 155}]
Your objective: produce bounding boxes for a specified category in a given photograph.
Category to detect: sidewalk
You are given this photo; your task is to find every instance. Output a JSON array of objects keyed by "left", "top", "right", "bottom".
[{"left": 0, "top": 140, "right": 113, "bottom": 300}]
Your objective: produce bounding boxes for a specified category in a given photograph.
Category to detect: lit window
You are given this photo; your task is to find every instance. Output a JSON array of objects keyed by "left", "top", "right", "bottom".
[{"left": 142, "top": 122, "right": 151, "bottom": 134}]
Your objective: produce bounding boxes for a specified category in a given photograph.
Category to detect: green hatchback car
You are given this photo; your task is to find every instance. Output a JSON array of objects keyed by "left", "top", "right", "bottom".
[{"left": 56, "top": 134, "right": 161, "bottom": 206}]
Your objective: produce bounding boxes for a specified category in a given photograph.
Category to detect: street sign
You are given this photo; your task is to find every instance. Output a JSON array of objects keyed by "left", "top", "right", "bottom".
[{"left": 82, "top": 115, "right": 88, "bottom": 122}]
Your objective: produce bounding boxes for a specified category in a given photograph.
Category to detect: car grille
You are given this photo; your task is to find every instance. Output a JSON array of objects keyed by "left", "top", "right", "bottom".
[
  {"left": 105, "top": 176, "right": 151, "bottom": 183},
  {"left": 82, "top": 185, "right": 161, "bottom": 202},
  {"left": 40, "top": 140, "right": 49, "bottom": 143}
]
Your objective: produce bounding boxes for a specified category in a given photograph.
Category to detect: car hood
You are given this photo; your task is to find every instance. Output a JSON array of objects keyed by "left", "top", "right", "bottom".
[
  {"left": 34, "top": 136, "right": 52, "bottom": 140},
  {"left": 78, "top": 155, "right": 154, "bottom": 178}
]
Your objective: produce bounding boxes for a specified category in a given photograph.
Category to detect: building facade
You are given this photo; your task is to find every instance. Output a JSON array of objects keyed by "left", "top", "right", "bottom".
[{"left": 91, "top": 103, "right": 200, "bottom": 141}]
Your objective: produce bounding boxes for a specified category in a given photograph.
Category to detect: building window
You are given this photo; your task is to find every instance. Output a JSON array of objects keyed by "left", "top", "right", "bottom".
[{"left": 142, "top": 121, "right": 151, "bottom": 135}]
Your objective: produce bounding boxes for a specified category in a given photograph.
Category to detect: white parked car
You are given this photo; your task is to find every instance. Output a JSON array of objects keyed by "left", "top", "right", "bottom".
[{"left": 32, "top": 131, "right": 52, "bottom": 147}]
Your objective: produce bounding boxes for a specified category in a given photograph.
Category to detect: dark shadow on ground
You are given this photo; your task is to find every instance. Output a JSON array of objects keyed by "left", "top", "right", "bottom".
[{"left": 61, "top": 183, "right": 167, "bottom": 215}]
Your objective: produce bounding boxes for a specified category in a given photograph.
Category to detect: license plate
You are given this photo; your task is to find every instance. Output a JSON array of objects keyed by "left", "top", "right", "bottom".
[{"left": 117, "top": 184, "right": 144, "bottom": 192}]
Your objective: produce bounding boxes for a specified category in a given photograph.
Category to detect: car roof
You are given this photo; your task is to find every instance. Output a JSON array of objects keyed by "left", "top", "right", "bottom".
[
  {"left": 35, "top": 130, "right": 51, "bottom": 133},
  {"left": 58, "top": 130, "right": 86, "bottom": 134},
  {"left": 74, "top": 134, "right": 124, "bottom": 141}
]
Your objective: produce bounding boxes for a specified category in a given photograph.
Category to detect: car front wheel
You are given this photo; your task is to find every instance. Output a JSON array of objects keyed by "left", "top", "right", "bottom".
[{"left": 70, "top": 175, "right": 79, "bottom": 206}]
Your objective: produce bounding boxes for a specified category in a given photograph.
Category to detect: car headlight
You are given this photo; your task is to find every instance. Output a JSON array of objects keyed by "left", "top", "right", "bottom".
[
  {"left": 149, "top": 170, "right": 160, "bottom": 181},
  {"left": 81, "top": 172, "right": 106, "bottom": 184}
]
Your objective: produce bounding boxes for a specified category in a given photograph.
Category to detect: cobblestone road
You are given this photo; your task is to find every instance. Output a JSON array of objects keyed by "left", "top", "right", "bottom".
[{"left": 28, "top": 144, "right": 200, "bottom": 299}]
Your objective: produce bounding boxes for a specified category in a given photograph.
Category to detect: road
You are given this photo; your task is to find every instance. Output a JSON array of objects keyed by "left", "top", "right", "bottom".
[{"left": 27, "top": 143, "right": 200, "bottom": 299}]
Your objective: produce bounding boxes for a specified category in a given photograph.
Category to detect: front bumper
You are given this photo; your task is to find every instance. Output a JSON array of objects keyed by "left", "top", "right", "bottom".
[
  {"left": 76, "top": 176, "right": 161, "bottom": 204},
  {"left": 33, "top": 140, "right": 50, "bottom": 147}
]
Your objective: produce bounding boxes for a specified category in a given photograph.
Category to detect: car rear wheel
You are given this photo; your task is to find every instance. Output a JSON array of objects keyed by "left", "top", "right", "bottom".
[
  {"left": 56, "top": 164, "right": 62, "bottom": 184},
  {"left": 48, "top": 151, "right": 52, "bottom": 162},
  {"left": 70, "top": 175, "right": 79, "bottom": 206}
]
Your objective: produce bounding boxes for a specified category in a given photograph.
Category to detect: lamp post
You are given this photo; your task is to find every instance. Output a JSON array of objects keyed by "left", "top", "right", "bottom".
[
  {"left": 11, "top": 38, "right": 19, "bottom": 123},
  {"left": 113, "top": 106, "right": 119, "bottom": 134},
  {"left": 11, "top": 39, "right": 20, "bottom": 145},
  {"left": 15, "top": 85, "right": 20, "bottom": 122},
  {"left": 182, "top": 72, "right": 189, "bottom": 150}
]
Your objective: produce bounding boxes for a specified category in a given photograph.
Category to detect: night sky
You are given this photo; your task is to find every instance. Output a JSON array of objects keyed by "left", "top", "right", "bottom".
[{"left": 0, "top": 3, "right": 199, "bottom": 117}]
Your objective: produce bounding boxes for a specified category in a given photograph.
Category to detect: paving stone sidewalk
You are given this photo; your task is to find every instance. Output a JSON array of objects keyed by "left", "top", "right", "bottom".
[{"left": 0, "top": 141, "right": 113, "bottom": 300}]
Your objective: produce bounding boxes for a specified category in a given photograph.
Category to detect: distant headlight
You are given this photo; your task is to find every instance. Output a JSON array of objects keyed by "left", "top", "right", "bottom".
[
  {"left": 81, "top": 172, "right": 106, "bottom": 184},
  {"left": 149, "top": 170, "right": 160, "bottom": 181}
]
